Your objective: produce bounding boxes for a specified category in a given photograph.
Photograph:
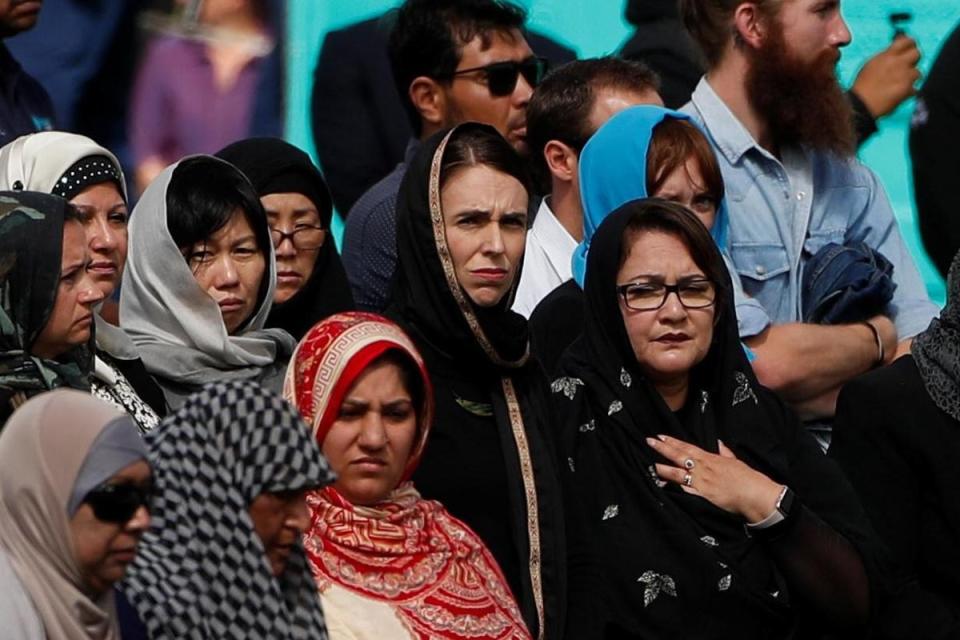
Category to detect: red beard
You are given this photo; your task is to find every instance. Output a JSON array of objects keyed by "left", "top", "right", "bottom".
[{"left": 745, "top": 22, "right": 856, "bottom": 157}]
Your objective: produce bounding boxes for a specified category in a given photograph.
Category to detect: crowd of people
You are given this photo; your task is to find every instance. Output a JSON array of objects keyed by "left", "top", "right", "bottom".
[{"left": 0, "top": 0, "right": 958, "bottom": 638}]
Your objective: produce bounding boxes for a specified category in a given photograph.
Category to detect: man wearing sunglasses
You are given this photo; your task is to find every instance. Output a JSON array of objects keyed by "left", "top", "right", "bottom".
[{"left": 342, "top": 0, "right": 545, "bottom": 312}]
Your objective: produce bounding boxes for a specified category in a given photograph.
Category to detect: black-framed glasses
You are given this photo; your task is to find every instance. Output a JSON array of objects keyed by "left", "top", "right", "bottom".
[
  {"left": 448, "top": 56, "right": 548, "bottom": 97},
  {"left": 617, "top": 278, "right": 716, "bottom": 311},
  {"left": 83, "top": 482, "right": 153, "bottom": 524},
  {"left": 269, "top": 225, "right": 326, "bottom": 251}
]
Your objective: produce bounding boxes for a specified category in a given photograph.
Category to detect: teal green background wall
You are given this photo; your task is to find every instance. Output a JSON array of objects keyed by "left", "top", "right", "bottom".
[{"left": 288, "top": 1, "right": 960, "bottom": 304}]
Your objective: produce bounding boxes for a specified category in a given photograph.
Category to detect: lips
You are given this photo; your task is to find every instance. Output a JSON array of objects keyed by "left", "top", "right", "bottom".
[
  {"left": 218, "top": 297, "right": 245, "bottom": 313},
  {"left": 276, "top": 270, "right": 303, "bottom": 285},
  {"left": 87, "top": 261, "right": 116, "bottom": 276},
  {"left": 656, "top": 332, "right": 691, "bottom": 343},
  {"left": 74, "top": 313, "right": 93, "bottom": 328},
  {"left": 351, "top": 457, "right": 387, "bottom": 471},
  {"left": 472, "top": 268, "right": 508, "bottom": 282}
]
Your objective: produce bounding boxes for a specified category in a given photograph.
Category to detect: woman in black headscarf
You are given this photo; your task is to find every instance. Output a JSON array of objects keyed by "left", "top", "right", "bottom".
[
  {"left": 555, "top": 198, "right": 883, "bottom": 638},
  {"left": 830, "top": 249, "right": 960, "bottom": 638},
  {"left": 216, "top": 138, "right": 353, "bottom": 340},
  {"left": 386, "top": 123, "right": 566, "bottom": 640}
]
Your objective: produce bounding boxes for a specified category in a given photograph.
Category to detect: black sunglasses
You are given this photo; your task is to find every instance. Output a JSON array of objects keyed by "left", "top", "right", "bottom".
[
  {"left": 83, "top": 482, "right": 153, "bottom": 524},
  {"left": 449, "top": 56, "right": 548, "bottom": 97}
]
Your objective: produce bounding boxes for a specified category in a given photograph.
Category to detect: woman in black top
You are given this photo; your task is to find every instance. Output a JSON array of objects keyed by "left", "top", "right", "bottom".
[
  {"left": 555, "top": 198, "right": 883, "bottom": 638},
  {"left": 387, "top": 123, "right": 565, "bottom": 640},
  {"left": 830, "top": 249, "right": 960, "bottom": 638}
]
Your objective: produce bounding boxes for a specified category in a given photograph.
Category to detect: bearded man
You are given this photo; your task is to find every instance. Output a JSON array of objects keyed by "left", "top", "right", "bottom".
[{"left": 678, "top": 0, "right": 937, "bottom": 426}]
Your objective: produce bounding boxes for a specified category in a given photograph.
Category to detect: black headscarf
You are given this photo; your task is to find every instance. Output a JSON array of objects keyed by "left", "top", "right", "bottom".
[
  {"left": 216, "top": 138, "right": 354, "bottom": 340},
  {"left": 386, "top": 123, "right": 565, "bottom": 640},
  {"left": 555, "top": 199, "right": 880, "bottom": 637},
  {"left": 0, "top": 191, "right": 92, "bottom": 423},
  {"left": 912, "top": 249, "right": 960, "bottom": 422}
]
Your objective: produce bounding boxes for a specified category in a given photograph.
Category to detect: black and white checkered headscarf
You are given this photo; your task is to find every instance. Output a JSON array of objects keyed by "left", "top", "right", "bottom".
[{"left": 121, "top": 380, "right": 334, "bottom": 639}]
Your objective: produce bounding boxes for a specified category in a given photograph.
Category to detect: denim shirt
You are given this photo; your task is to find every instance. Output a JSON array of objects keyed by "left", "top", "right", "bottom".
[{"left": 682, "top": 78, "right": 938, "bottom": 339}]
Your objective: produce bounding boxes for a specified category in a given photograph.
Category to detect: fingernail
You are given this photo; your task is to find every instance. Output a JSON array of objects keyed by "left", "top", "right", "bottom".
[
  {"left": 657, "top": 434, "right": 667, "bottom": 441},
  {"left": 646, "top": 437, "right": 658, "bottom": 446}
]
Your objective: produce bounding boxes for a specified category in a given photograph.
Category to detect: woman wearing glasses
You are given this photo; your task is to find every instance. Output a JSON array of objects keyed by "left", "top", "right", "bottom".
[
  {"left": 554, "top": 199, "right": 882, "bottom": 638},
  {"left": 120, "top": 155, "right": 295, "bottom": 409},
  {"left": 386, "top": 123, "right": 566, "bottom": 640},
  {"left": 0, "top": 390, "right": 151, "bottom": 640},
  {"left": 217, "top": 138, "right": 354, "bottom": 340}
]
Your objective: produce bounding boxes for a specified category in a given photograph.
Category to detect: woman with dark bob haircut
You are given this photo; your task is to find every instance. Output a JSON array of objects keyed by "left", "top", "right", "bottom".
[
  {"left": 120, "top": 155, "right": 294, "bottom": 409},
  {"left": 386, "top": 123, "right": 567, "bottom": 639},
  {"left": 553, "top": 198, "right": 887, "bottom": 638}
]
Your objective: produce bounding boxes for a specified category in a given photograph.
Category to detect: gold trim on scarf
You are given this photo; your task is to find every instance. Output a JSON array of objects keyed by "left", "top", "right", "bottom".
[
  {"left": 427, "top": 127, "right": 530, "bottom": 370},
  {"left": 502, "top": 377, "right": 545, "bottom": 640}
]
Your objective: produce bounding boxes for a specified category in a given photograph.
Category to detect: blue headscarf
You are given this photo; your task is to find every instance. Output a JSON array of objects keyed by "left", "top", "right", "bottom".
[{"left": 572, "top": 105, "right": 729, "bottom": 286}]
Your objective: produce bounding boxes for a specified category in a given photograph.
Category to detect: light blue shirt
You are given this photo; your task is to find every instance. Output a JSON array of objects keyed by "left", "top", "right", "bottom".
[{"left": 683, "top": 78, "right": 938, "bottom": 340}]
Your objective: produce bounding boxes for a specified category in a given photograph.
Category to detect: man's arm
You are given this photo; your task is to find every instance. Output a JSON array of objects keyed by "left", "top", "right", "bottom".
[{"left": 745, "top": 315, "right": 896, "bottom": 404}]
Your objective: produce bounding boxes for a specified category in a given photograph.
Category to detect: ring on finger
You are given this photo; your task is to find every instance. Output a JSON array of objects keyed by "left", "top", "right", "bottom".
[
  {"left": 683, "top": 458, "right": 695, "bottom": 470},
  {"left": 682, "top": 473, "right": 693, "bottom": 487}
]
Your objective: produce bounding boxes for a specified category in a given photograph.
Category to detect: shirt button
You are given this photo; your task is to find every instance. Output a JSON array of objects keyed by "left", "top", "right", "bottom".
[
  {"left": 755, "top": 265, "right": 766, "bottom": 276},
  {"left": 797, "top": 191, "right": 805, "bottom": 200}
]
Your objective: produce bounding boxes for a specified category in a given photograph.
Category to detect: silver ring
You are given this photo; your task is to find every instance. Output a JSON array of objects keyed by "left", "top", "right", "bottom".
[
  {"left": 682, "top": 473, "right": 693, "bottom": 487},
  {"left": 683, "top": 458, "right": 695, "bottom": 470}
]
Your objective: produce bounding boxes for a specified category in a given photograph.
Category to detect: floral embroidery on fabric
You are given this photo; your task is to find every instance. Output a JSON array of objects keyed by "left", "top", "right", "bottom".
[
  {"left": 567, "top": 457, "right": 576, "bottom": 473},
  {"left": 579, "top": 419, "right": 596, "bottom": 433},
  {"left": 550, "top": 376, "right": 584, "bottom": 400},
  {"left": 608, "top": 400, "right": 623, "bottom": 415},
  {"left": 700, "top": 535, "right": 718, "bottom": 547},
  {"left": 700, "top": 390, "right": 709, "bottom": 414},
  {"left": 637, "top": 571, "right": 677, "bottom": 607},
  {"left": 718, "top": 575, "right": 732, "bottom": 591},
  {"left": 732, "top": 371, "right": 759, "bottom": 407},
  {"left": 619, "top": 368, "right": 632, "bottom": 388},
  {"left": 602, "top": 505, "right": 619, "bottom": 521}
]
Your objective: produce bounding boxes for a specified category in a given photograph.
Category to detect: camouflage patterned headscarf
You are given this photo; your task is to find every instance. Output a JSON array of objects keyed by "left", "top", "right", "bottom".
[{"left": 0, "top": 191, "right": 92, "bottom": 419}]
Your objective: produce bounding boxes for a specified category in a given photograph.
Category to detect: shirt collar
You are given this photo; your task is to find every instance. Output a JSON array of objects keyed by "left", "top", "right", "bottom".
[
  {"left": 689, "top": 77, "right": 764, "bottom": 165},
  {"left": 531, "top": 198, "right": 578, "bottom": 274}
]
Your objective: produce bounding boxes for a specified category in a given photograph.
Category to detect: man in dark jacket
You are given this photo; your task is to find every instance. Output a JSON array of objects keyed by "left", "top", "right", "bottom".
[{"left": 0, "top": 0, "right": 55, "bottom": 146}]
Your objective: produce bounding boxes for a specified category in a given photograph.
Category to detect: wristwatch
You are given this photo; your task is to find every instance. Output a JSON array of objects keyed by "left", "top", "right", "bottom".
[{"left": 745, "top": 485, "right": 796, "bottom": 536}]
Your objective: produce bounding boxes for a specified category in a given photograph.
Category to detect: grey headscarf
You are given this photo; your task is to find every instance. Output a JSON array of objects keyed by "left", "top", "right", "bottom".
[
  {"left": 0, "top": 131, "right": 139, "bottom": 360},
  {"left": 912, "top": 250, "right": 960, "bottom": 421},
  {"left": 120, "top": 157, "right": 295, "bottom": 394}
]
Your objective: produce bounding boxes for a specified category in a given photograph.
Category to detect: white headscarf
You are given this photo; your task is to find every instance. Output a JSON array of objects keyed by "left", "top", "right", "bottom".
[
  {"left": 0, "top": 131, "right": 138, "bottom": 360},
  {"left": 120, "top": 156, "right": 294, "bottom": 390},
  {"left": 0, "top": 390, "right": 145, "bottom": 640}
]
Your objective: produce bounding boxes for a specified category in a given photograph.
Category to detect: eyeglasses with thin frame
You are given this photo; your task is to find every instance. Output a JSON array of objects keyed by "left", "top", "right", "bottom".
[
  {"left": 269, "top": 225, "right": 326, "bottom": 251},
  {"left": 617, "top": 278, "right": 716, "bottom": 311},
  {"left": 83, "top": 481, "right": 153, "bottom": 524},
  {"left": 448, "top": 56, "right": 549, "bottom": 97}
]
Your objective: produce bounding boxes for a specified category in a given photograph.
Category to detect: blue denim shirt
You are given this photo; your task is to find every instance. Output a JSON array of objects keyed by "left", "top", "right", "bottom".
[{"left": 683, "top": 78, "right": 938, "bottom": 339}]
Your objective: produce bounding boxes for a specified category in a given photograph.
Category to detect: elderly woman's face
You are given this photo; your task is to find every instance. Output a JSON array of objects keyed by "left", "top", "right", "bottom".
[
  {"left": 248, "top": 489, "right": 311, "bottom": 577},
  {"left": 69, "top": 459, "right": 151, "bottom": 595},
  {"left": 441, "top": 164, "right": 528, "bottom": 308},
  {"left": 321, "top": 360, "right": 418, "bottom": 507},
  {"left": 261, "top": 192, "right": 326, "bottom": 305},
  {"left": 181, "top": 209, "right": 266, "bottom": 334},
  {"left": 652, "top": 156, "right": 717, "bottom": 231},
  {"left": 32, "top": 220, "right": 105, "bottom": 360},
  {"left": 617, "top": 230, "right": 715, "bottom": 388},
  {"left": 71, "top": 182, "right": 128, "bottom": 299}
]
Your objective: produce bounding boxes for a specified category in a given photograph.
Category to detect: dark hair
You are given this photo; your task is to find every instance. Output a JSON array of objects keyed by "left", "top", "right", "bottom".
[
  {"left": 646, "top": 118, "right": 724, "bottom": 205},
  {"left": 439, "top": 125, "right": 533, "bottom": 194},
  {"left": 371, "top": 349, "right": 427, "bottom": 429},
  {"left": 527, "top": 56, "right": 660, "bottom": 183},
  {"left": 678, "top": 0, "right": 782, "bottom": 67},
  {"left": 619, "top": 198, "right": 730, "bottom": 320},
  {"left": 388, "top": 0, "right": 527, "bottom": 134},
  {"left": 166, "top": 156, "right": 271, "bottom": 257}
]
